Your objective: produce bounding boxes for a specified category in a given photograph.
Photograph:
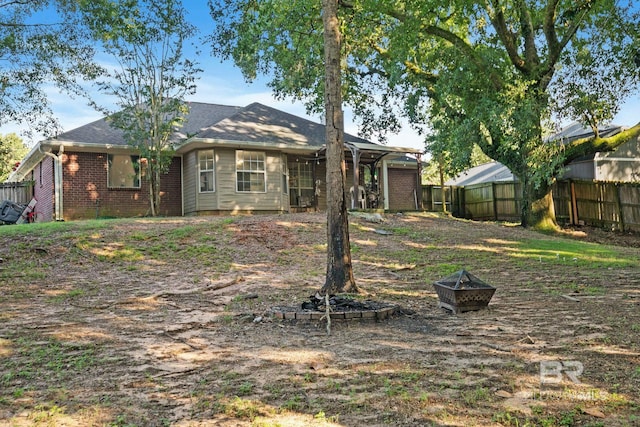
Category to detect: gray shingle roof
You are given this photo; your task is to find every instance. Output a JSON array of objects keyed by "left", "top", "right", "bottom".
[
  {"left": 54, "top": 102, "right": 242, "bottom": 146},
  {"left": 445, "top": 161, "right": 515, "bottom": 186},
  {"left": 545, "top": 121, "right": 625, "bottom": 143},
  {"left": 52, "top": 101, "right": 369, "bottom": 149},
  {"left": 192, "top": 102, "right": 369, "bottom": 148}
]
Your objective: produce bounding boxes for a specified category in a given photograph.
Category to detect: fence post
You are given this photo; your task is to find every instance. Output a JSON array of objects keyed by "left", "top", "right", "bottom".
[
  {"left": 570, "top": 180, "right": 578, "bottom": 225},
  {"left": 615, "top": 183, "right": 625, "bottom": 231},
  {"left": 492, "top": 183, "right": 498, "bottom": 220}
]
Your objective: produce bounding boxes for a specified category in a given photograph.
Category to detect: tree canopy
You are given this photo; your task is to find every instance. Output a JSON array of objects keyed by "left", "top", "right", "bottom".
[
  {"left": 80, "top": 0, "right": 201, "bottom": 216},
  {"left": 0, "top": 1, "right": 101, "bottom": 138},
  {"left": 0, "top": 133, "right": 28, "bottom": 182},
  {"left": 209, "top": 0, "right": 640, "bottom": 228}
]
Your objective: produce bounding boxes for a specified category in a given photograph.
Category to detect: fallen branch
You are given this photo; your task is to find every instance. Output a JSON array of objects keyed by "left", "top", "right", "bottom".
[
  {"left": 392, "top": 264, "right": 417, "bottom": 271},
  {"left": 206, "top": 274, "right": 244, "bottom": 292},
  {"left": 139, "top": 274, "right": 244, "bottom": 300},
  {"left": 516, "top": 334, "right": 536, "bottom": 344}
]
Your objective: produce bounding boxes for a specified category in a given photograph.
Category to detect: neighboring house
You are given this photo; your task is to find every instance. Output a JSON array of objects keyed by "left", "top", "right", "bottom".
[
  {"left": 7, "top": 102, "right": 422, "bottom": 222},
  {"left": 446, "top": 122, "right": 640, "bottom": 186},
  {"left": 444, "top": 161, "right": 515, "bottom": 187},
  {"left": 552, "top": 122, "right": 640, "bottom": 182}
]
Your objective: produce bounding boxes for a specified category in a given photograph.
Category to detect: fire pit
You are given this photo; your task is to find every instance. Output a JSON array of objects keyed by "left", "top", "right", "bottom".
[
  {"left": 272, "top": 295, "right": 396, "bottom": 321},
  {"left": 433, "top": 270, "right": 496, "bottom": 314}
]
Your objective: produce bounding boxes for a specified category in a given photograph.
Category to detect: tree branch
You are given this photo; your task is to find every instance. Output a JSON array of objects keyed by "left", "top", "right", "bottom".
[
  {"left": 563, "top": 123, "right": 640, "bottom": 164},
  {"left": 517, "top": 0, "right": 539, "bottom": 68},
  {"left": 485, "top": 0, "right": 527, "bottom": 72}
]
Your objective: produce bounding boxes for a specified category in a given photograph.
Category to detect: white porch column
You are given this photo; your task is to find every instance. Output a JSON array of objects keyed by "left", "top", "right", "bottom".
[{"left": 382, "top": 159, "right": 389, "bottom": 210}]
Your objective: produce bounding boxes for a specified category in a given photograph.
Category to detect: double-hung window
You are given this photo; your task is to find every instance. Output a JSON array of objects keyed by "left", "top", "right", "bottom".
[
  {"left": 107, "top": 154, "right": 140, "bottom": 188},
  {"left": 236, "top": 150, "right": 266, "bottom": 192},
  {"left": 199, "top": 149, "right": 215, "bottom": 192}
]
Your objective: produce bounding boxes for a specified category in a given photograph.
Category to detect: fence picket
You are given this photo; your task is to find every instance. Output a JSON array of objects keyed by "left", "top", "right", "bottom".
[{"left": 422, "top": 180, "right": 640, "bottom": 231}]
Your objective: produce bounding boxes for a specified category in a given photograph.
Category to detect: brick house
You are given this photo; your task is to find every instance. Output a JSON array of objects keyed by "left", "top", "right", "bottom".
[{"left": 8, "top": 102, "right": 422, "bottom": 221}]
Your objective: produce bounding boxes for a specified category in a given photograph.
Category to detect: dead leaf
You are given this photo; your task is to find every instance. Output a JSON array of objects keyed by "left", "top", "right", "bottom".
[
  {"left": 582, "top": 407, "right": 605, "bottom": 418},
  {"left": 495, "top": 390, "right": 512, "bottom": 398}
]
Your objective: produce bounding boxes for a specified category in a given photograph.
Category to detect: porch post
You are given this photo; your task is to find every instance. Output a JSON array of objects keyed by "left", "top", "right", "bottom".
[
  {"left": 382, "top": 159, "right": 389, "bottom": 210},
  {"left": 415, "top": 153, "right": 423, "bottom": 210}
]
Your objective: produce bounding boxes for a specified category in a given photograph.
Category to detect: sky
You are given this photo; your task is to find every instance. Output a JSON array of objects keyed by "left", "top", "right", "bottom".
[{"left": 1, "top": 2, "right": 639, "bottom": 152}]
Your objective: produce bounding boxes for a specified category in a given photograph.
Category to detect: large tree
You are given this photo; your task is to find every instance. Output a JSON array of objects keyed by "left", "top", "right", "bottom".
[
  {"left": 321, "top": 0, "right": 358, "bottom": 294},
  {"left": 210, "top": 0, "right": 358, "bottom": 293},
  {"left": 80, "top": 0, "right": 201, "bottom": 216},
  {"left": 0, "top": 133, "right": 28, "bottom": 181},
  {"left": 0, "top": 1, "right": 100, "bottom": 138},
  {"left": 209, "top": 0, "right": 640, "bottom": 229}
]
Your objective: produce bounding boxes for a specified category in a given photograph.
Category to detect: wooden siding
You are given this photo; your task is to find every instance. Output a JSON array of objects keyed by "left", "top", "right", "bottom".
[
  {"left": 186, "top": 148, "right": 288, "bottom": 214},
  {"left": 183, "top": 151, "right": 198, "bottom": 215},
  {"left": 596, "top": 158, "right": 640, "bottom": 182}
]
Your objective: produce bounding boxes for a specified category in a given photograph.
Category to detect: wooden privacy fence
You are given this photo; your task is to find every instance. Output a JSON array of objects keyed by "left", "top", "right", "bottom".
[
  {"left": 0, "top": 182, "right": 32, "bottom": 204},
  {"left": 422, "top": 180, "right": 640, "bottom": 232}
]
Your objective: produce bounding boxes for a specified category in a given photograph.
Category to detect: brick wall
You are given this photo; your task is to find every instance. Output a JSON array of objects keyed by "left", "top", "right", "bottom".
[
  {"left": 61, "top": 152, "right": 182, "bottom": 220},
  {"left": 32, "top": 157, "right": 54, "bottom": 222},
  {"left": 388, "top": 168, "right": 418, "bottom": 211}
]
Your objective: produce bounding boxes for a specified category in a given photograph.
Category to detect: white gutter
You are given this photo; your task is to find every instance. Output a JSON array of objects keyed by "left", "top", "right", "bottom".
[{"left": 39, "top": 144, "right": 64, "bottom": 221}]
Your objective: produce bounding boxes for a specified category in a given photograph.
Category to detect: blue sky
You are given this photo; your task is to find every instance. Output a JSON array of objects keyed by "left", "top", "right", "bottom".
[{"left": 1, "top": 2, "right": 638, "bottom": 151}]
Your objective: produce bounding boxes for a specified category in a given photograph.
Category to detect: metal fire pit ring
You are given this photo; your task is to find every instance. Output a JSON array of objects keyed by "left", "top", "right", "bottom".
[{"left": 433, "top": 270, "right": 496, "bottom": 314}]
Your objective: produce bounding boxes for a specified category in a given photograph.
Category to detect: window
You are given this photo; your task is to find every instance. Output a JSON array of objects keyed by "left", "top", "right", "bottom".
[
  {"left": 198, "top": 150, "right": 215, "bottom": 192},
  {"left": 108, "top": 154, "right": 140, "bottom": 188},
  {"left": 289, "top": 161, "right": 314, "bottom": 207},
  {"left": 236, "top": 150, "right": 266, "bottom": 192}
]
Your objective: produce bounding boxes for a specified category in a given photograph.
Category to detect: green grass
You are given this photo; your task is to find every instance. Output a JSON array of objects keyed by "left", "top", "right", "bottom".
[
  {"left": 513, "top": 238, "right": 637, "bottom": 268},
  {"left": 1, "top": 336, "right": 99, "bottom": 393}
]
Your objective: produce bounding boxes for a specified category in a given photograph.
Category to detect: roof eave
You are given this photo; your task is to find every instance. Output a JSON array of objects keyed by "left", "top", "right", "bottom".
[
  {"left": 175, "top": 138, "right": 322, "bottom": 154},
  {"left": 345, "top": 140, "right": 423, "bottom": 155},
  {"left": 6, "top": 139, "right": 138, "bottom": 183}
]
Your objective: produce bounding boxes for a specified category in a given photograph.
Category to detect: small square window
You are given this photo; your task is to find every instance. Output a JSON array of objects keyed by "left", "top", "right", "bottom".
[{"left": 108, "top": 154, "right": 140, "bottom": 188}]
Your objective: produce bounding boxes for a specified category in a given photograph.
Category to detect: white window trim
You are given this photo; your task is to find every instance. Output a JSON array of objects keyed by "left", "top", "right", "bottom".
[
  {"left": 288, "top": 160, "right": 314, "bottom": 207},
  {"left": 236, "top": 150, "right": 266, "bottom": 193},
  {"left": 282, "top": 154, "right": 288, "bottom": 195},
  {"left": 198, "top": 149, "right": 216, "bottom": 193}
]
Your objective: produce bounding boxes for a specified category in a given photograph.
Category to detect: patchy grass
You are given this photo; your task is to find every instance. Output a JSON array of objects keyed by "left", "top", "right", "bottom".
[{"left": 0, "top": 213, "right": 638, "bottom": 426}]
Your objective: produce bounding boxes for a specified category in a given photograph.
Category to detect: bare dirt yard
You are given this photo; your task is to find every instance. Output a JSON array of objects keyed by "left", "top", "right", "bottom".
[{"left": 0, "top": 212, "right": 639, "bottom": 426}]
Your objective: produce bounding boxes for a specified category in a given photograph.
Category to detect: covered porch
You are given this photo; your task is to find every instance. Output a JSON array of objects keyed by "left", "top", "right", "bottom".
[{"left": 288, "top": 141, "right": 423, "bottom": 212}]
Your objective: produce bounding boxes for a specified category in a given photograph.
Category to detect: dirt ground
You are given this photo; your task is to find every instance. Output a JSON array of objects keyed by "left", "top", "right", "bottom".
[{"left": 0, "top": 212, "right": 639, "bottom": 426}]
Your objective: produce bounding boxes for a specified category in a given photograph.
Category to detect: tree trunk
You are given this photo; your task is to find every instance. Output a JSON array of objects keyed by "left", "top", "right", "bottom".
[
  {"left": 148, "top": 164, "right": 157, "bottom": 217},
  {"left": 153, "top": 166, "right": 161, "bottom": 216},
  {"left": 320, "top": 0, "right": 358, "bottom": 295},
  {"left": 520, "top": 173, "right": 557, "bottom": 230}
]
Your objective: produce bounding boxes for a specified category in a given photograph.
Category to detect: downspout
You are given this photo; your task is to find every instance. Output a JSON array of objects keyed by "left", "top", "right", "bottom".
[
  {"left": 40, "top": 144, "right": 64, "bottom": 221},
  {"left": 382, "top": 159, "right": 390, "bottom": 210}
]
